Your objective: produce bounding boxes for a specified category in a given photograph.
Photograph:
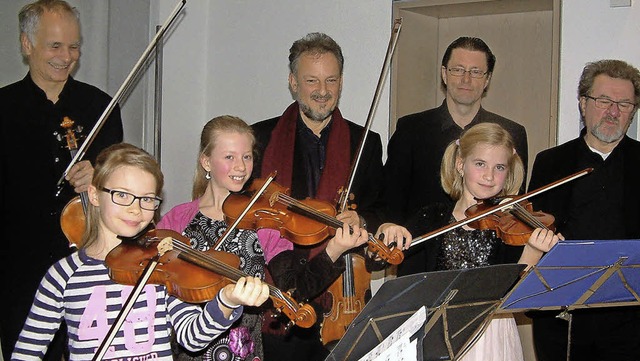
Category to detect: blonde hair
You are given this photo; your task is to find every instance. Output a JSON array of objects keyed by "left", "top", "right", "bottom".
[
  {"left": 191, "top": 115, "right": 255, "bottom": 199},
  {"left": 441, "top": 123, "right": 524, "bottom": 201},
  {"left": 81, "top": 143, "right": 163, "bottom": 249}
]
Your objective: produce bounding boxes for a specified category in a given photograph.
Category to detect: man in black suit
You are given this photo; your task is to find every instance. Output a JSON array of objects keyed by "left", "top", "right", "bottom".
[
  {"left": 381, "top": 36, "right": 528, "bottom": 276},
  {"left": 528, "top": 59, "right": 640, "bottom": 361},
  {"left": 252, "top": 32, "right": 404, "bottom": 361}
]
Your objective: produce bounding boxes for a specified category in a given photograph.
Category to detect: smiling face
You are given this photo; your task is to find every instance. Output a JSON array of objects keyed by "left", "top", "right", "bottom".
[
  {"left": 289, "top": 52, "right": 343, "bottom": 125},
  {"left": 89, "top": 165, "right": 158, "bottom": 240},
  {"left": 580, "top": 74, "right": 636, "bottom": 152},
  {"left": 22, "top": 9, "right": 80, "bottom": 96},
  {"left": 202, "top": 131, "right": 254, "bottom": 194},
  {"left": 456, "top": 143, "right": 511, "bottom": 203},
  {"left": 441, "top": 48, "right": 491, "bottom": 107}
]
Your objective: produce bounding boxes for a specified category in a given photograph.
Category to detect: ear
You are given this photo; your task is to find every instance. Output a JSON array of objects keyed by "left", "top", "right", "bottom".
[
  {"left": 288, "top": 73, "right": 298, "bottom": 93},
  {"left": 484, "top": 73, "right": 492, "bottom": 89},
  {"left": 199, "top": 154, "right": 210, "bottom": 172},
  {"left": 579, "top": 96, "right": 587, "bottom": 117},
  {"left": 20, "top": 33, "right": 32, "bottom": 56},
  {"left": 441, "top": 66, "right": 448, "bottom": 87},
  {"left": 455, "top": 156, "right": 464, "bottom": 176},
  {"left": 88, "top": 185, "right": 100, "bottom": 206}
]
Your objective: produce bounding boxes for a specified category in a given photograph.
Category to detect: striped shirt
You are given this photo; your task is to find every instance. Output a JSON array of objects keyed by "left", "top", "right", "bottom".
[{"left": 12, "top": 249, "right": 241, "bottom": 361}]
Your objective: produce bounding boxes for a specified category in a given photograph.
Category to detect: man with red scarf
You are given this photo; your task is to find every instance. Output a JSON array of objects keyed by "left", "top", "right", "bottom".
[{"left": 252, "top": 32, "right": 403, "bottom": 361}]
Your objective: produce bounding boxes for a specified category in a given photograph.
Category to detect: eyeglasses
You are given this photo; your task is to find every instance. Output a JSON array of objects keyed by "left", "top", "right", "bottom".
[
  {"left": 446, "top": 67, "right": 487, "bottom": 79},
  {"left": 584, "top": 95, "right": 636, "bottom": 113},
  {"left": 99, "top": 187, "right": 162, "bottom": 211}
]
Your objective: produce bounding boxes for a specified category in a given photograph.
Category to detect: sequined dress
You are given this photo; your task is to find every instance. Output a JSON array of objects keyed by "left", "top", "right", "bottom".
[{"left": 405, "top": 204, "right": 525, "bottom": 361}]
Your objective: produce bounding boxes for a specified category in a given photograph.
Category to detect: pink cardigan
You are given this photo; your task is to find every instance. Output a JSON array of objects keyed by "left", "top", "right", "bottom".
[{"left": 157, "top": 198, "right": 292, "bottom": 263}]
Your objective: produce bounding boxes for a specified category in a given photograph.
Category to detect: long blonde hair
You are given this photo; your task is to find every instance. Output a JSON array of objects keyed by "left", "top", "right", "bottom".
[
  {"left": 191, "top": 115, "right": 255, "bottom": 200},
  {"left": 81, "top": 143, "right": 163, "bottom": 249},
  {"left": 441, "top": 123, "right": 524, "bottom": 201}
]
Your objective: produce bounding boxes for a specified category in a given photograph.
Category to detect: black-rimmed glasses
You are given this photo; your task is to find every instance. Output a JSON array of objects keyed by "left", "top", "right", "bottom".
[
  {"left": 446, "top": 67, "right": 487, "bottom": 79},
  {"left": 99, "top": 187, "right": 162, "bottom": 211},
  {"left": 584, "top": 95, "right": 636, "bottom": 113}
]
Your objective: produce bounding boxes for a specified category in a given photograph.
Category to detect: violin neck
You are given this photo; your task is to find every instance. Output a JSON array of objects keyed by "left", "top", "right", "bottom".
[{"left": 277, "top": 193, "right": 343, "bottom": 229}]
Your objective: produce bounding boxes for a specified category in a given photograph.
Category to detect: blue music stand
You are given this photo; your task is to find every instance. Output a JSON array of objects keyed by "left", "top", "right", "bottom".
[
  {"left": 499, "top": 240, "right": 640, "bottom": 360},
  {"left": 325, "top": 264, "right": 525, "bottom": 361},
  {"left": 501, "top": 239, "right": 640, "bottom": 312}
]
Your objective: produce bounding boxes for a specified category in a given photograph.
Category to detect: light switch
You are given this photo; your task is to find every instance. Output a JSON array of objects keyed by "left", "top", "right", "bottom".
[{"left": 610, "top": 0, "right": 632, "bottom": 7}]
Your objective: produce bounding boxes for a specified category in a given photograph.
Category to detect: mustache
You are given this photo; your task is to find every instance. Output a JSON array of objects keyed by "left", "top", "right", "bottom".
[{"left": 311, "top": 93, "right": 332, "bottom": 102}]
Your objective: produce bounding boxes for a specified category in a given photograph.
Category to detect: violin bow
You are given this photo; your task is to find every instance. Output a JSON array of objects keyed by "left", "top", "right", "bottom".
[
  {"left": 56, "top": 0, "right": 187, "bottom": 192},
  {"left": 211, "top": 172, "right": 277, "bottom": 251},
  {"left": 336, "top": 18, "right": 402, "bottom": 212},
  {"left": 409, "top": 168, "right": 594, "bottom": 248},
  {"left": 93, "top": 224, "right": 167, "bottom": 361}
]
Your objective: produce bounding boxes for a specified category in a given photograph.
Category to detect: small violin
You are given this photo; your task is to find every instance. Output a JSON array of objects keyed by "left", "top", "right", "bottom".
[
  {"left": 465, "top": 197, "right": 556, "bottom": 246},
  {"left": 223, "top": 178, "right": 404, "bottom": 265},
  {"left": 58, "top": 116, "right": 89, "bottom": 249},
  {"left": 106, "top": 228, "right": 317, "bottom": 329}
]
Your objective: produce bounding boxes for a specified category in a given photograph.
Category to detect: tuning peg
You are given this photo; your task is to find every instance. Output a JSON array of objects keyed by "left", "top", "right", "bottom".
[{"left": 284, "top": 320, "right": 295, "bottom": 331}]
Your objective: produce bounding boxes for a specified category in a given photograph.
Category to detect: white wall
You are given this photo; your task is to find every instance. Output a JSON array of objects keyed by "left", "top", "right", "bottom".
[
  {"left": 558, "top": 0, "right": 640, "bottom": 144},
  {"left": 155, "top": 0, "right": 393, "bottom": 213}
]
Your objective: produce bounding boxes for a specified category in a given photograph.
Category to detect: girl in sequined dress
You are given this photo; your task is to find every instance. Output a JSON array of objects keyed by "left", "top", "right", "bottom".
[{"left": 378, "top": 123, "right": 562, "bottom": 361}]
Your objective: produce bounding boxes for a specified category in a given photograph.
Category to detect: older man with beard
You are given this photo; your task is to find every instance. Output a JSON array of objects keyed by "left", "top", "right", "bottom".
[
  {"left": 252, "top": 32, "right": 394, "bottom": 361},
  {"left": 527, "top": 59, "right": 640, "bottom": 361}
]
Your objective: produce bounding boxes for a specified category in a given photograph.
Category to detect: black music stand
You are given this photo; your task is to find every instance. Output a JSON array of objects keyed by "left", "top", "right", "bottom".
[
  {"left": 325, "top": 264, "right": 526, "bottom": 361},
  {"left": 498, "top": 240, "right": 640, "bottom": 360}
]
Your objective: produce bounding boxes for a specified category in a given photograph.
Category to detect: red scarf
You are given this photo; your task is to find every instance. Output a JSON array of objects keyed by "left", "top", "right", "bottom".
[{"left": 261, "top": 102, "right": 351, "bottom": 203}]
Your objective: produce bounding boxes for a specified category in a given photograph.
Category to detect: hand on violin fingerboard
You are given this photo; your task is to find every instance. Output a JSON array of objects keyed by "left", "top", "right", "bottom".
[
  {"left": 325, "top": 222, "right": 368, "bottom": 262},
  {"left": 217, "top": 277, "right": 270, "bottom": 319},
  {"left": 66, "top": 160, "right": 94, "bottom": 193},
  {"left": 376, "top": 223, "right": 412, "bottom": 251},
  {"left": 518, "top": 228, "right": 564, "bottom": 270}
]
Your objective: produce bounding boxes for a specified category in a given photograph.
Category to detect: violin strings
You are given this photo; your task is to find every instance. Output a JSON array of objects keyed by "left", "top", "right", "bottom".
[
  {"left": 511, "top": 203, "right": 548, "bottom": 230},
  {"left": 276, "top": 193, "right": 343, "bottom": 228},
  {"left": 167, "top": 238, "right": 298, "bottom": 311},
  {"left": 276, "top": 193, "right": 396, "bottom": 261}
]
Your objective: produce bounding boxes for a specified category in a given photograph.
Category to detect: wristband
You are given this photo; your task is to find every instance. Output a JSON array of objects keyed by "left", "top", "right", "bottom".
[{"left": 217, "top": 289, "right": 240, "bottom": 309}]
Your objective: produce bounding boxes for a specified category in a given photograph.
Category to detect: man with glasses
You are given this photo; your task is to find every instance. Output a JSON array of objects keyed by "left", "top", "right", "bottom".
[
  {"left": 381, "top": 36, "right": 528, "bottom": 276},
  {"left": 527, "top": 59, "right": 640, "bottom": 361}
]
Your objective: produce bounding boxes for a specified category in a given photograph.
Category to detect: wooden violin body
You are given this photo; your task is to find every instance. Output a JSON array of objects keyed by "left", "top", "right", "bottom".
[
  {"left": 224, "top": 180, "right": 337, "bottom": 246},
  {"left": 465, "top": 199, "right": 556, "bottom": 246},
  {"left": 320, "top": 253, "right": 370, "bottom": 346},
  {"left": 106, "top": 228, "right": 317, "bottom": 328}
]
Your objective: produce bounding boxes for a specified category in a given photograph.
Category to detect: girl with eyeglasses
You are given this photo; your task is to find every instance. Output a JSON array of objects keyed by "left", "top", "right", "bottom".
[{"left": 12, "top": 143, "right": 270, "bottom": 360}]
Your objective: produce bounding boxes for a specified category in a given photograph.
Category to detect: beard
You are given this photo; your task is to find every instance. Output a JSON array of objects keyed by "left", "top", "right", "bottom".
[
  {"left": 294, "top": 91, "right": 340, "bottom": 123},
  {"left": 591, "top": 115, "right": 628, "bottom": 144}
]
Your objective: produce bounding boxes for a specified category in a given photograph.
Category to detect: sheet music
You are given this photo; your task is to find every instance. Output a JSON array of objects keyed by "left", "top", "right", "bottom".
[{"left": 357, "top": 306, "right": 426, "bottom": 361}]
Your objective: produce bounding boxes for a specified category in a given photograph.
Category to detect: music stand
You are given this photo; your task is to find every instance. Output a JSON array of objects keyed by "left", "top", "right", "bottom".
[
  {"left": 500, "top": 239, "right": 640, "bottom": 312},
  {"left": 325, "top": 263, "right": 526, "bottom": 361},
  {"left": 498, "top": 240, "right": 640, "bottom": 360}
]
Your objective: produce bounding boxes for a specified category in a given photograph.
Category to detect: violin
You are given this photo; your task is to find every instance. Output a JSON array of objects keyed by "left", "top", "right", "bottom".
[
  {"left": 105, "top": 227, "right": 317, "bottom": 329},
  {"left": 465, "top": 198, "right": 556, "bottom": 246},
  {"left": 58, "top": 116, "right": 89, "bottom": 248},
  {"left": 408, "top": 168, "right": 592, "bottom": 249},
  {"left": 223, "top": 178, "right": 404, "bottom": 265}
]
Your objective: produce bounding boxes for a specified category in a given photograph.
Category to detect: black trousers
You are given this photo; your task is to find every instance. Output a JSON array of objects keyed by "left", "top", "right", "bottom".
[{"left": 531, "top": 307, "right": 640, "bottom": 361}]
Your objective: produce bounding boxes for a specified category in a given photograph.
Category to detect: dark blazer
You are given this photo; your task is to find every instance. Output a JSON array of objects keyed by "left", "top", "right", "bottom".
[
  {"left": 528, "top": 135, "right": 640, "bottom": 239},
  {"left": 382, "top": 101, "right": 528, "bottom": 224}
]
